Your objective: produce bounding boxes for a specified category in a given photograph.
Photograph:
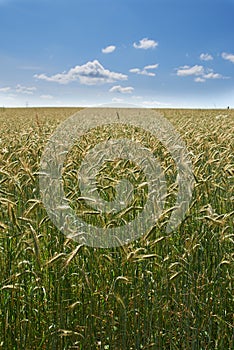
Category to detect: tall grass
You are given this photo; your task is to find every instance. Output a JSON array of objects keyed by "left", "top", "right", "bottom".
[{"left": 0, "top": 107, "right": 233, "bottom": 349}]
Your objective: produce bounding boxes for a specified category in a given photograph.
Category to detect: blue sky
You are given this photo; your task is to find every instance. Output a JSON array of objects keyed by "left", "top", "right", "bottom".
[{"left": 0, "top": 0, "right": 234, "bottom": 108}]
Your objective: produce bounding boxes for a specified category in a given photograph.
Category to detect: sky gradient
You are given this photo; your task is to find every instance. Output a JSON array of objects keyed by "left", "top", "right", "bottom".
[{"left": 0, "top": 0, "right": 234, "bottom": 108}]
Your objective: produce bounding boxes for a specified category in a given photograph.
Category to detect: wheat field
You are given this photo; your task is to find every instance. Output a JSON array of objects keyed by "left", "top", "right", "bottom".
[{"left": 0, "top": 107, "right": 233, "bottom": 349}]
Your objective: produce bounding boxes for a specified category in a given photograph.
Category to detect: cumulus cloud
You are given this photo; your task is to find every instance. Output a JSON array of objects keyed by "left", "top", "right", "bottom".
[
  {"left": 102, "top": 45, "right": 116, "bottom": 54},
  {"left": 129, "top": 63, "right": 159, "bottom": 77},
  {"left": 222, "top": 52, "right": 234, "bottom": 63},
  {"left": 176, "top": 65, "right": 225, "bottom": 82},
  {"left": 200, "top": 53, "right": 213, "bottom": 61},
  {"left": 34, "top": 60, "right": 127, "bottom": 85},
  {"left": 129, "top": 68, "right": 155, "bottom": 77},
  {"left": 0, "top": 85, "right": 37, "bottom": 95},
  {"left": 112, "top": 97, "right": 124, "bottom": 103},
  {"left": 194, "top": 77, "right": 206, "bottom": 83},
  {"left": 176, "top": 65, "right": 204, "bottom": 76},
  {"left": 0, "top": 86, "right": 11, "bottom": 92},
  {"left": 109, "top": 85, "right": 134, "bottom": 94},
  {"left": 133, "top": 38, "right": 158, "bottom": 49},
  {"left": 203, "top": 72, "right": 222, "bottom": 79},
  {"left": 144, "top": 64, "right": 159, "bottom": 70},
  {"left": 129, "top": 68, "right": 141, "bottom": 74},
  {"left": 16, "top": 84, "right": 36, "bottom": 94}
]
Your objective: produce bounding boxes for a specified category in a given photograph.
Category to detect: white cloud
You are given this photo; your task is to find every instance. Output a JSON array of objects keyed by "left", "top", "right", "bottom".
[
  {"left": 140, "top": 71, "right": 155, "bottom": 77},
  {"left": 176, "top": 65, "right": 204, "bottom": 76},
  {"left": 40, "top": 94, "right": 54, "bottom": 99},
  {"left": 194, "top": 77, "right": 206, "bottom": 83},
  {"left": 133, "top": 38, "right": 158, "bottom": 50},
  {"left": 109, "top": 85, "right": 134, "bottom": 94},
  {"left": 15, "top": 84, "right": 36, "bottom": 94},
  {"left": 222, "top": 52, "right": 234, "bottom": 63},
  {"left": 0, "top": 86, "right": 11, "bottom": 92},
  {"left": 203, "top": 72, "right": 222, "bottom": 79},
  {"left": 130, "top": 63, "right": 159, "bottom": 77},
  {"left": 200, "top": 53, "right": 213, "bottom": 61},
  {"left": 176, "top": 65, "right": 225, "bottom": 82},
  {"left": 34, "top": 60, "right": 127, "bottom": 85},
  {"left": 102, "top": 45, "right": 116, "bottom": 54},
  {"left": 130, "top": 69, "right": 155, "bottom": 77},
  {"left": 144, "top": 64, "right": 159, "bottom": 70},
  {"left": 112, "top": 97, "right": 124, "bottom": 103},
  {"left": 129, "top": 68, "right": 141, "bottom": 74}
]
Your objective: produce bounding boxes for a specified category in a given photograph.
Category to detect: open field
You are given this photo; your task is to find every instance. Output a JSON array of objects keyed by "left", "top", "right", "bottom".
[{"left": 0, "top": 107, "right": 233, "bottom": 349}]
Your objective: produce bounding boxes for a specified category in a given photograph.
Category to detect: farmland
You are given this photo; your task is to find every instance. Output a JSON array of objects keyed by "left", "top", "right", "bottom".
[{"left": 0, "top": 107, "right": 233, "bottom": 349}]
